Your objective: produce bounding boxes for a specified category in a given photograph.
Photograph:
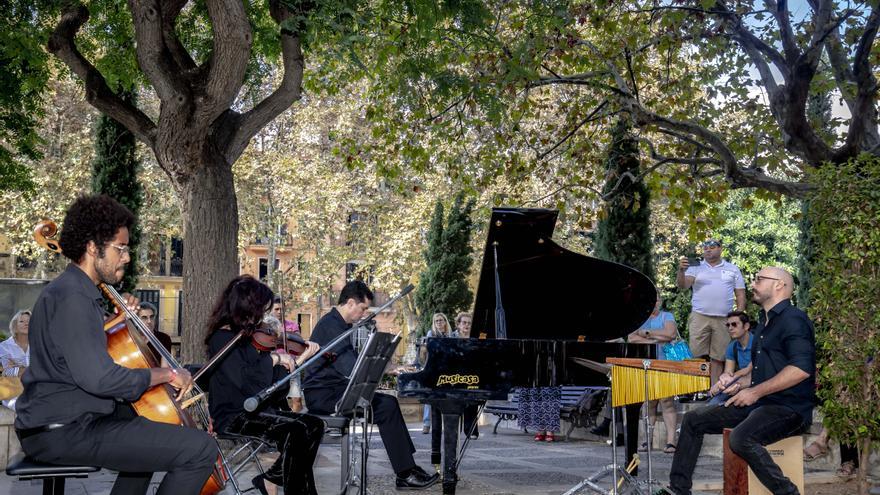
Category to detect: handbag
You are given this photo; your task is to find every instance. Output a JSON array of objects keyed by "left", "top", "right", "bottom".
[
  {"left": 662, "top": 331, "right": 694, "bottom": 361},
  {"left": 0, "top": 364, "right": 25, "bottom": 401}
]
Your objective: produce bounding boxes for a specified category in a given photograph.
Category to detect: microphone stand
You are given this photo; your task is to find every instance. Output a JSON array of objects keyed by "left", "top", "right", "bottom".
[{"left": 244, "top": 284, "right": 414, "bottom": 412}]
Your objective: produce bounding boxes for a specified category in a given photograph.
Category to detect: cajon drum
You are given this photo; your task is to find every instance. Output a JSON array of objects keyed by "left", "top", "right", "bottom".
[
  {"left": 748, "top": 435, "right": 804, "bottom": 495},
  {"left": 723, "top": 428, "right": 804, "bottom": 495}
]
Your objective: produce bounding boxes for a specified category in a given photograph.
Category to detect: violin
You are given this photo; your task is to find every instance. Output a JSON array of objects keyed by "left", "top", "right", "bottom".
[{"left": 250, "top": 326, "right": 308, "bottom": 355}]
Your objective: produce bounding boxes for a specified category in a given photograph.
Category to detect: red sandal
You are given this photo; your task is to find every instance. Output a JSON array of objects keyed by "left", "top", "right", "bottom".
[
  {"left": 545, "top": 432, "right": 555, "bottom": 443},
  {"left": 534, "top": 433, "right": 546, "bottom": 441}
]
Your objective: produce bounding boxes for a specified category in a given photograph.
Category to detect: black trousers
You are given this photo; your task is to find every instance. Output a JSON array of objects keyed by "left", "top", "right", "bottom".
[
  {"left": 305, "top": 385, "right": 416, "bottom": 474},
  {"left": 225, "top": 411, "right": 324, "bottom": 495},
  {"left": 18, "top": 405, "right": 217, "bottom": 495},
  {"left": 669, "top": 404, "right": 806, "bottom": 495}
]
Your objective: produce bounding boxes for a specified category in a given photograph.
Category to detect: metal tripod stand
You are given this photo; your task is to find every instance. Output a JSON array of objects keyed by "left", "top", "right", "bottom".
[{"left": 562, "top": 386, "right": 644, "bottom": 495}]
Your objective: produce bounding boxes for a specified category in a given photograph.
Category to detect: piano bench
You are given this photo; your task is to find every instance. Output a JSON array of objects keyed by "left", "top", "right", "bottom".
[{"left": 5, "top": 452, "right": 99, "bottom": 495}]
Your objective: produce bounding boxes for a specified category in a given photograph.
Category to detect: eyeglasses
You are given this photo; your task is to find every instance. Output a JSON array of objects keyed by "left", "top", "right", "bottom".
[
  {"left": 724, "top": 322, "right": 741, "bottom": 328},
  {"left": 106, "top": 243, "right": 131, "bottom": 256},
  {"left": 753, "top": 275, "right": 780, "bottom": 283},
  {"left": 702, "top": 241, "right": 721, "bottom": 248}
]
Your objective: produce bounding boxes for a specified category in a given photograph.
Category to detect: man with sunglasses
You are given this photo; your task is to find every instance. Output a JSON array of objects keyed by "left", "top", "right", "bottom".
[
  {"left": 707, "top": 311, "right": 753, "bottom": 406},
  {"left": 655, "top": 267, "right": 815, "bottom": 495},
  {"left": 677, "top": 239, "right": 746, "bottom": 386}
]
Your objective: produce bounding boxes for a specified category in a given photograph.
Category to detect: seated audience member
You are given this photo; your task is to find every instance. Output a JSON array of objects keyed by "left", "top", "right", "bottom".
[
  {"left": 206, "top": 275, "right": 323, "bottom": 495},
  {"left": 303, "top": 280, "right": 439, "bottom": 490},
  {"left": 138, "top": 302, "right": 173, "bottom": 364},
  {"left": 453, "top": 312, "right": 480, "bottom": 438},
  {"left": 520, "top": 386, "right": 562, "bottom": 443},
  {"left": 421, "top": 312, "right": 451, "bottom": 434},
  {"left": 0, "top": 310, "right": 31, "bottom": 410},
  {"left": 707, "top": 311, "right": 753, "bottom": 406},
  {"left": 655, "top": 267, "right": 815, "bottom": 495},
  {"left": 803, "top": 426, "right": 860, "bottom": 478},
  {"left": 628, "top": 298, "right": 678, "bottom": 453}
]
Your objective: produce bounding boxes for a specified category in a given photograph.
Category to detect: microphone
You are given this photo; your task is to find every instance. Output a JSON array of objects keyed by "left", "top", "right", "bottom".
[{"left": 243, "top": 388, "right": 272, "bottom": 412}]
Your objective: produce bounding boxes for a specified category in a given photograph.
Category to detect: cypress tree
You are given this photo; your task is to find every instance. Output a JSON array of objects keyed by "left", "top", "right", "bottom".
[
  {"left": 91, "top": 90, "right": 142, "bottom": 293},
  {"left": 594, "top": 119, "right": 654, "bottom": 280},
  {"left": 414, "top": 192, "right": 475, "bottom": 336}
]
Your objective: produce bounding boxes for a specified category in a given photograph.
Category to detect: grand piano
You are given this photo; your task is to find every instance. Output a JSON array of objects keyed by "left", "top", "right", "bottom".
[{"left": 398, "top": 207, "right": 658, "bottom": 494}]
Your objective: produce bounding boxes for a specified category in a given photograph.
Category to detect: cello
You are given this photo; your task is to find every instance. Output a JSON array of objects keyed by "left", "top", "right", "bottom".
[{"left": 33, "top": 220, "right": 229, "bottom": 495}]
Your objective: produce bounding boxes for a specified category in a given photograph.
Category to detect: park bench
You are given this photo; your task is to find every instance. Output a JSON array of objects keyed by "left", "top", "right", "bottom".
[{"left": 484, "top": 386, "right": 606, "bottom": 440}]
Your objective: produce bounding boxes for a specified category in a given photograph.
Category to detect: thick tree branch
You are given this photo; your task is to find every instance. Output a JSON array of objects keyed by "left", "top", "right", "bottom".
[
  {"left": 228, "top": 2, "right": 304, "bottom": 163},
  {"left": 161, "top": 0, "right": 199, "bottom": 78},
  {"left": 48, "top": 3, "right": 156, "bottom": 145},
  {"left": 716, "top": 3, "right": 788, "bottom": 89},
  {"left": 764, "top": 0, "right": 800, "bottom": 62},
  {"left": 127, "top": 0, "right": 190, "bottom": 103},
  {"left": 629, "top": 104, "right": 810, "bottom": 196},
  {"left": 836, "top": 5, "right": 880, "bottom": 160},
  {"left": 201, "top": 0, "right": 252, "bottom": 124}
]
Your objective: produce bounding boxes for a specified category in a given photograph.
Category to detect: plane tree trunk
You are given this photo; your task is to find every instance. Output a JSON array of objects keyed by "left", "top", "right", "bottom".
[{"left": 47, "top": 1, "right": 304, "bottom": 362}]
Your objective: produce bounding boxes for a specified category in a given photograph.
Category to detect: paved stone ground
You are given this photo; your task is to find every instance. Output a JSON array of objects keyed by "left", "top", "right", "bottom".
[{"left": 0, "top": 422, "right": 847, "bottom": 495}]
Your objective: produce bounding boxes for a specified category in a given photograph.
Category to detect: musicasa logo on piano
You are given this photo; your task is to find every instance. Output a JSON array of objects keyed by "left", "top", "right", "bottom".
[{"left": 436, "top": 374, "right": 479, "bottom": 387}]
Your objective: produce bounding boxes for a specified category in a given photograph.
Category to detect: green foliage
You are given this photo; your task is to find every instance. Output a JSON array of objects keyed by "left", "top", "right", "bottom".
[
  {"left": 655, "top": 189, "right": 800, "bottom": 333},
  {"left": 810, "top": 154, "right": 880, "bottom": 454},
  {"left": 414, "top": 192, "right": 476, "bottom": 337},
  {"left": 91, "top": 91, "right": 142, "bottom": 293},
  {"left": 797, "top": 89, "right": 834, "bottom": 310},
  {"left": 712, "top": 190, "right": 799, "bottom": 281},
  {"left": 0, "top": 2, "right": 53, "bottom": 192},
  {"left": 796, "top": 199, "right": 815, "bottom": 310},
  {"left": 593, "top": 119, "right": 654, "bottom": 280}
]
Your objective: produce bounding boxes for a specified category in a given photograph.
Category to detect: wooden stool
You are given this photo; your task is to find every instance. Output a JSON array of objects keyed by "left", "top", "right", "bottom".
[{"left": 723, "top": 428, "right": 804, "bottom": 495}]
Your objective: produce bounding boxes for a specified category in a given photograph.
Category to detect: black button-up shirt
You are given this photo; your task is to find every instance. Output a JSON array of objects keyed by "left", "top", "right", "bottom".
[
  {"left": 302, "top": 308, "right": 356, "bottom": 391},
  {"left": 15, "top": 264, "right": 151, "bottom": 429},
  {"left": 750, "top": 299, "right": 816, "bottom": 425}
]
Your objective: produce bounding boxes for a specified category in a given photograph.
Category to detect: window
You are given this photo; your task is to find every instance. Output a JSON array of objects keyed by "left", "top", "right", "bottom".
[
  {"left": 297, "top": 313, "right": 312, "bottom": 335},
  {"left": 345, "top": 262, "right": 359, "bottom": 282},
  {"left": 259, "top": 257, "right": 280, "bottom": 280},
  {"left": 159, "top": 238, "right": 184, "bottom": 276},
  {"left": 135, "top": 289, "right": 161, "bottom": 313}
]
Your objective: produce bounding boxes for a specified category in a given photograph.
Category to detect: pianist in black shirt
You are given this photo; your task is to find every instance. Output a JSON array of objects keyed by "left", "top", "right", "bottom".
[
  {"left": 206, "top": 275, "right": 324, "bottom": 495},
  {"left": 303, "top": 280, "right": 440, "bottom": 490}
]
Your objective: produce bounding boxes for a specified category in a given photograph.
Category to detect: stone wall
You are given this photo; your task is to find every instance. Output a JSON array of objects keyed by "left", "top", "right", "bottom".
[{"left": 0, "top": 405, "right": 21, "bottom": 469}]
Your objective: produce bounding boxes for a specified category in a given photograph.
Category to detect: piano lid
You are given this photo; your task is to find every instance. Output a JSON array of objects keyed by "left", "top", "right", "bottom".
[{"left": 471, "top": 207, "right": 657, "bottom": 341}]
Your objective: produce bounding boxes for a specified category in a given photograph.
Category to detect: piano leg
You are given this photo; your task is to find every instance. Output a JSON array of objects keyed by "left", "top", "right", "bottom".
[
  {"left": 624, "top": 403, "right": 640, "bottom": 476},
  {"left": 430, "top": 404, "right": 443, "bottom": 465},
  {"left": 431, "top": 400, "right": 466, "bottom": 495}
]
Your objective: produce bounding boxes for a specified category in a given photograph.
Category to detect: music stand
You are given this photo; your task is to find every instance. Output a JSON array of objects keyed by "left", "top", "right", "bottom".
[{"left": 334, "top": 331, "right": 401, "bottom": 494}]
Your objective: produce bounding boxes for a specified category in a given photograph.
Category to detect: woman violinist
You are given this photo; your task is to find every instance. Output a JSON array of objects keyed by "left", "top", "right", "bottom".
[
  {"left": 15, "top": 195, "right": 217, "bottom": 495},
  {"left": 205, "top": 275, "right": 324, "bottom": 495}
]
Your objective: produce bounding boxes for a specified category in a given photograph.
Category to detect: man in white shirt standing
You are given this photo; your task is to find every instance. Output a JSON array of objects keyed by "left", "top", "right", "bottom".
[{"left": 676, "top": 239, "right": 746, "bottom": 386}]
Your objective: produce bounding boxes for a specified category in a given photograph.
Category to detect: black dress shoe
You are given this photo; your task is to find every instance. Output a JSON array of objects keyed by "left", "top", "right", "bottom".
[
  {"left": 251, "top": 475, "right": 269, "bottom": 495},
  {"left": 395, "top": 468, "right": 440, "bottom": 490},
  {"left": 590, "top": 418, "right": 610, "bottom": 436}
]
